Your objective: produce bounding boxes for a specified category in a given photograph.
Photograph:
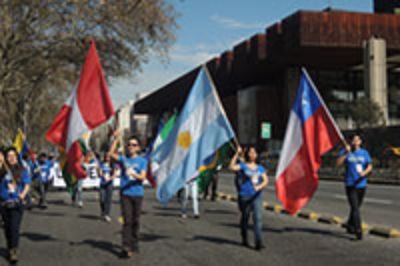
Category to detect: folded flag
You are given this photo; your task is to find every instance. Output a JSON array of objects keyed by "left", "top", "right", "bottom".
[
  {"left": 275, "top": 68, "right": 344, "bottom": 214},
  {"left": 46, "top": 40, "right": 114, "bottom": 180},
  {"left": 197, "top": 142, "right": 231, "bottom": 194},
  {"left": 151, "top": 66, "right": 236, "bottom": 204}
]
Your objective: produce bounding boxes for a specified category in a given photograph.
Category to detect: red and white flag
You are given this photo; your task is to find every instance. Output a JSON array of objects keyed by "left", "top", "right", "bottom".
[
  {"left": 46, "top": 40, "right": 114, "bottom": 179},
  {"left": 275, "top": 68, "right": 344, "bottom": 214}
]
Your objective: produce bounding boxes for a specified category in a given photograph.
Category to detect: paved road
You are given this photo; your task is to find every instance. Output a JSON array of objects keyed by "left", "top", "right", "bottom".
[
  {"left": 0, "top": 189, "right": 399, "bottom": 266},
  {"left": 218, "top": 172, "right": 400, "bottom": 229}
]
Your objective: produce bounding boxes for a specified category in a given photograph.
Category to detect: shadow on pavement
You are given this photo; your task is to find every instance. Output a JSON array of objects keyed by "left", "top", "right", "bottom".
[
  {"left": 152, "top": 206, "right": 182, "bottom": 212},
  {"left": 70, "top": 239, "right": 121, "bottom": 257},
  {"left": 47, "top": 199, "right": 70, "bottom": 207},
  {"left": 28, "top": 211, "right": 66, "bottom": 217},
  {"left": 140, "top": 233, "right": 170, "bottom": 242},
  {"left": 78, "top": 214, "right": 100, "bottom": 221},
  {"left": 191, "top": 235, "right": 242, "bottom": 247},
  {"left": 219, "top": 222, "right": 285, "bottom": 234},
  {"left": 205, "top": 209, "right": 237, "bottom": 215},
  {"left": 283, "top": 227, "right": 353, "bottom": 240},
  {"left": 21, "top": 232, "right": 58, "bottom": 242},
  {"left": 152, "top": 212, "right": 180, "bottom": 218}
]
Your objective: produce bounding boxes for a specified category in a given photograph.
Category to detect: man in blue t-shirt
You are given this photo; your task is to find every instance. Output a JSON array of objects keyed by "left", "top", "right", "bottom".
[
  {"left": 337, "top": 133, "right": 372, "bottom": 240},
  {"left": 110, "top": 134, "right": 147, "bottom": 258},
  {"left": 37, "top": 153, "right": 53, "bottom": 208}
]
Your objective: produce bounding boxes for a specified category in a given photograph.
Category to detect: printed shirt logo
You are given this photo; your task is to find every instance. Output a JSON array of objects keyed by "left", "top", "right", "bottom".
[{"left": 177, "top": 131, "right": 192, "bottom": 149}]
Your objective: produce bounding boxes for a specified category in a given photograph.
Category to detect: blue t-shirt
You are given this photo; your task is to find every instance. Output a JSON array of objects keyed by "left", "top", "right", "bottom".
[
  {"left": 38, "top": 160, "right": 53, "bottom": 183},
  {"left": 0, "top": 169, "right": 31, "bottom": 202},
  {"left": 119, "top": 155, "right": 148, "bottom": 197},
  {"left": 339, "top": 148, "right": 372, "bottom": 188},
  {"left": 238, "top": 162, "right": 266, "bottom": 197},
  {"left": 99, "top": 163, "right": 116, "bottom": 186}
]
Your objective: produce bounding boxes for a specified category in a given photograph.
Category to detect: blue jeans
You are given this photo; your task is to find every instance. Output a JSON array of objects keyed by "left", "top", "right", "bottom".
[
  {"left": 239, "top": 194, "right": 263, "bottom": 244},
  {"left": 99, "top": 185, "right": 113, "bottom": 216}
]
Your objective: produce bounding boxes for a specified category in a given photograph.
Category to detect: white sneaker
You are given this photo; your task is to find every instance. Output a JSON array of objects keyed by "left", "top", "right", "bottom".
[
  {"left": 77, "top": 201, "right": 83, "bottom": 208},
  {"left": 104, "top": 215, "right": 111, "bottom": 223},
  {"left": 181, "top": 213, "right": 187, "bottom": 219}
]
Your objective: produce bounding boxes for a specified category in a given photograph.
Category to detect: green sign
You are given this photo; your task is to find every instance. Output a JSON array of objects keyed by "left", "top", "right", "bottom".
[{"left": 261, "top": 122, "right": 271, "bottom": 139}]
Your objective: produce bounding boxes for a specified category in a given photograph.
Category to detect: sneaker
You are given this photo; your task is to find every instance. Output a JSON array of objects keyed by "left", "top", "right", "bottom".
[
  {"left": 104, "top": 215, "right": 112, "bottom": 223},
  {"left": 255, "top": 241, "right": 266, "bottom": 251},
  {"left": 9, "top": 248, "right": 18, "bottom": 263},
  {"left": 194, "top": 214, "right": 200, "bottom": 219},
  {"left": 120, "top": 249, "right": 133, "bottom": 259},
  {"left": 181, "top": 213, "right": 187, "bottom": 219},
  {"left": 77, "top": 201, "right": 83, "bottom": 208}
]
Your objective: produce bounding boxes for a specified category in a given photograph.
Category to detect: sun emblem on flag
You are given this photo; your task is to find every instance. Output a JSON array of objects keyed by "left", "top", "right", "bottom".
[{"left": 177, "top": 131, "right": 192, "bottom": 149}]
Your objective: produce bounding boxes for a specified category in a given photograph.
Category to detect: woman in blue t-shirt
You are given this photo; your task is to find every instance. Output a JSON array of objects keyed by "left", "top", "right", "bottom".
[
  {"left": 0, "top": 147, "right": 31, "bottom": 263},
  {"left": 110, "top": 133, "right": 147, "bottom": 258},
  {"left": 336, "top": 133, "right": 372, "bottom": 240},
  {"left": 229, "top": 145, "right": 268, "bottom": 250}
]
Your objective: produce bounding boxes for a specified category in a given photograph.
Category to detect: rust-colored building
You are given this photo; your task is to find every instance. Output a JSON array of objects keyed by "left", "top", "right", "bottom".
[{"left": 134, "top": 7, "right": 400, "bottom": 148}]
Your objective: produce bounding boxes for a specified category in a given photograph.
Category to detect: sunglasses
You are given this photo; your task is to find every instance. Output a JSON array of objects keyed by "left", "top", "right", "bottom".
[{"left": 128, "top": 143, "right": 139, "bottom": 147}]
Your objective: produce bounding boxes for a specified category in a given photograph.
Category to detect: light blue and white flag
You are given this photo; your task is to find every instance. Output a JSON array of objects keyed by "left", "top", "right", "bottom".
[{"left": 152, "top": 66, "right": 236, "bottom": 204}]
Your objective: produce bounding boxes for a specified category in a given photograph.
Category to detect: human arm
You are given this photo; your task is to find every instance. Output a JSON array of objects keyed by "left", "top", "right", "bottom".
[
  {"left": 229, "top": 146, "right": 243, "bottom": 172},
  {"left": 336, "top": 144, "right": 351, "bottom": 167}
]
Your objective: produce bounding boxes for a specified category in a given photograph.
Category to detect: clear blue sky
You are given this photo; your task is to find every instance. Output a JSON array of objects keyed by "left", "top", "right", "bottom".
[{"left": 109, "top": 0, "right": 372, "bottom": 107}]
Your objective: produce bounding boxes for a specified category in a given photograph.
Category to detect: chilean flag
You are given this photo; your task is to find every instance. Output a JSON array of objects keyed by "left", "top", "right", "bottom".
[
  {"left": 275, "top": 68, "right": 344, "bottom": 214},
  {"left": 46, "top": 40, "right": 114, "bottom": 179}
]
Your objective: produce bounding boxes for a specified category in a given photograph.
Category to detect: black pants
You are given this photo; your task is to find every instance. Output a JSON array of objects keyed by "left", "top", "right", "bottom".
[
  {"left": 1, "top": 204, "right": 24, "bottom": 250},
  {"left": 204, "top": 173, "right": 218, "bottom": 200},
  {"left": 99, "top": 185, "right": 113, "bottom": 216},
  {"left": 120, "top": 195, "right": 143, "bottom": 251},
  {"left": 346, "top": 187, "right": 366, "bottom": 233}
]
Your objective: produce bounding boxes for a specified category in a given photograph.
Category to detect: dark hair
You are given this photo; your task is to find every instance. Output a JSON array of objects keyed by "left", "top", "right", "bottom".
[
  {"left": 127, "top": 135, "right": 141, "bottom": 147},
  {"left": 244, "top": 146, "right": 259, "bottom": 163},
  {"left": 5, "top": 147, "right": 24, "bottom": 180},
  {"left": 349, "top": 132, "right": 364, "bottom": 142},
  {"left": 0, "top": 149, "right": 6, "bottom": 181}
]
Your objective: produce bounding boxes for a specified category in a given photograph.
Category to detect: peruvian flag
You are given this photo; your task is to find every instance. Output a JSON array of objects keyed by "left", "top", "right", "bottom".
[
  {"left": 275, "top": 68, "right": 344, "bottom": 214},
  {"left": 46, "top": 40, "right": 114, "bottom": 179}
]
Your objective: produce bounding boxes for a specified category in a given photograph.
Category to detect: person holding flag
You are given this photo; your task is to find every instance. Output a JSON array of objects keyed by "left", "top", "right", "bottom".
[
  {"left": 0, "top": 147, "right": 31, "bottom": 263},
  {"left": 229, "top": 145, "right": 268, "bottom": 250},
  {"left": 109, "top": 132, "right": 148, "bottom": 258},
  {"left": 336, "top": 133, "right": 372, "bottom": 240}
]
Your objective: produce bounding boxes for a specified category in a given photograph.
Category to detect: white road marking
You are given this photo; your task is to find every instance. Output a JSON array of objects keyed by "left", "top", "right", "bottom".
[{"left": 333, "top": 194, "right": 393, "bottom": 205}]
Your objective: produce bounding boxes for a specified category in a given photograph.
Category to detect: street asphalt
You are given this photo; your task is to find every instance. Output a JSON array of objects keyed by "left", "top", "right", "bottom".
[{"left": 0, "top": 187, "right": 398, "bottom": 266}]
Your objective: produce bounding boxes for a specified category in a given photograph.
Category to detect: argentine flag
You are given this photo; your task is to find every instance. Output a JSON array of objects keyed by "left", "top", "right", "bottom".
[{"left": 152, "top": 67, "right": 235, "bottom": 204}]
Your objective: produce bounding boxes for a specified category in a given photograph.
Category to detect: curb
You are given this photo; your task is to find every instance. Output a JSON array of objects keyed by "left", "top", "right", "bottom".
[
  {"left": 217, "top": 191, "right": 400, "bottom": 239},
  {"left": 370, "top": 227, "right": 400, "bottom": 238}
]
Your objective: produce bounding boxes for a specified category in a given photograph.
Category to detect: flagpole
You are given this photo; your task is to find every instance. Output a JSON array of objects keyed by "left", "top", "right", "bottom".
[{"left": 202, "top": 65, "right": 241, "bottom": 151}]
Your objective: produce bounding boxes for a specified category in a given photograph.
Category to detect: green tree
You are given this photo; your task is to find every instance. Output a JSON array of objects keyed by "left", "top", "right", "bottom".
[
  {"left": 349, "top": 97, "right": 385, "bottom": 129},
  {"left": 0, "top": 0, "right": 177, "bottom": 149}
]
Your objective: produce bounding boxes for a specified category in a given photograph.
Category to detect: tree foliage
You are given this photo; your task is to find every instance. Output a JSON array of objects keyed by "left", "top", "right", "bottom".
[
  {"left": 0, "top": 0, "right": 177, "bottom": 149},
  {"left": 349, "top": 96, "right": 385, "bottom": 129}
]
